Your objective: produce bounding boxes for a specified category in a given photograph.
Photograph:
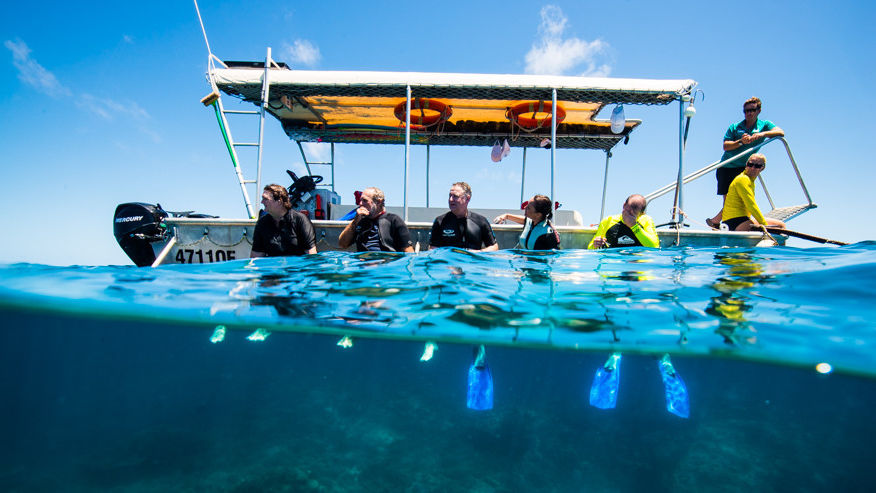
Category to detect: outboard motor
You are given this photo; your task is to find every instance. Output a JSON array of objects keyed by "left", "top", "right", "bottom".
[{"left": 113, "top": 203, "right": 167, "bottom": 267}]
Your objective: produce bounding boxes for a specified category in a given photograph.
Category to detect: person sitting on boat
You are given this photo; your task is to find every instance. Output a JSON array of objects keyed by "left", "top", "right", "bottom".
[
  {"left": 588, "top": 194, "right": 659, "bottom": 249},
  {"left": 338, "top": 187, "right": 414, "bottom": 252},
  {"left": 721, "top": 154, "right": 786, "bottom": 231},
  {"left": 430, "top": 182, "right": 499, "bottom": 252},
  {"left": 707, "top": 97, "right": 784, "bottom": 229},
  {"left": 493, "top": 194, "right": 560, "bottom": 250},
  {"left": 250, "top": 184, "right": 317, "bottom": 257}
]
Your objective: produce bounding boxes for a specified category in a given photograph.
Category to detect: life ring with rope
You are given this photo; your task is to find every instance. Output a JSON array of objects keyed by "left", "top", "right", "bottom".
[
  {"left": 507, "top": 101, "right": 566, "bottom": 129},
  {"left": 393, "top": 98, "right": 452, "bottom": 126}
]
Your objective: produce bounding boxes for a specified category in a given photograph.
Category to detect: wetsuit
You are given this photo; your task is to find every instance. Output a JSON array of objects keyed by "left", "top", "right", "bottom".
[
  {"left": 717, "top": 118, "right": 777, "bottom": 194},
  {"left": 430, "top": 211, "right": 497, "bottom": 250},
  {"left": 251, "top": 209, "right": 316, "bottom": 256},
  {"left": 588, "top": 214, "right": 659, "bottom": 249},
  {"left": 519, "top": 218, "right": 560, "bottom": 250},
  {"left": 351, "top": 212, "right": 413, "bottom": 252},
  {"left": 722, "top": 172, "right": 766, "bottom": 230}
]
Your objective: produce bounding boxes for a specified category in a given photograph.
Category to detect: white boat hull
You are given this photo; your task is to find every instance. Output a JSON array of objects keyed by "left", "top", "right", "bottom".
[{"left": 146, "top": 217, "right": 781, "bottom": 266}]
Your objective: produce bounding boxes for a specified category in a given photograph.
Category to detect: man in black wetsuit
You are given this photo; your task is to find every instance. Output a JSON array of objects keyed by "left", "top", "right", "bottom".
[
  {"left": 338, "top": 187, "right": 414, "bottom": 252},
  {"left": 429, "top": 182, "right": 498, "bottom": 251},
  {"left": 251, "top": 184, "right": 317, "bottom": 257}
]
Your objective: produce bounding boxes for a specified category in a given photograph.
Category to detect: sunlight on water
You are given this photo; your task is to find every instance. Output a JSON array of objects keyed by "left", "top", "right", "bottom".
[{"left": 1, "top": 243, "right": 875, "bottom": 375}]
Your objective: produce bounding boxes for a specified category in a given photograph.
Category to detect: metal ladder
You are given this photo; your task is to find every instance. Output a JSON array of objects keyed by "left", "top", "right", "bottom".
[
  {"left": 645, "top": 137, "right": 816, "bottom": 223},
  {"left": 202, "top": 48, "right": 279, "bottom": 219}
]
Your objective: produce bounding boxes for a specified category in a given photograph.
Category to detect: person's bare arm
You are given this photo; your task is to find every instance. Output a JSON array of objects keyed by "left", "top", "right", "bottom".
[
  {"left": 338, "top": 207, "right": 367, "bottom": 248},
  {"left": 493, "top": 213, "right": 525, "bottom": 225}
]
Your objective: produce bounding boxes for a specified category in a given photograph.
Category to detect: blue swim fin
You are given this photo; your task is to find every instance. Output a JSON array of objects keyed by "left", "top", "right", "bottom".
[
  {"left": 467, "top": 345, "right": 493, "bottom": 410},
  {"left": 589, "top": 353, "right": 622, "bottom": 409},
  {"left": 658, "top": 354, "right": 690, "bottom": 418}
]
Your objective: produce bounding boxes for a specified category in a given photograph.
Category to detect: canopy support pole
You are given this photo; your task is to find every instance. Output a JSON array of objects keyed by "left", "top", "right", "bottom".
[
  {"left": 599, "top": 150, "right": 612, "bottom": 223},
  {"left": 256, "top": 47, "right": 271, "bottom": 202},
  {"left": 426, "top": 144, "right": 431, "bottom": 208},
  {"left": 671, "top": 97, "right": 685, "bottom": 230},
  {"left": 404, "top": 86, "right": 411, "bottom": 222},
  {"left": 520, "top": 147, "right": 527, "bottom": 205},
  {"left": 550, "top": 88, "right": 557, "bottom": 219}
]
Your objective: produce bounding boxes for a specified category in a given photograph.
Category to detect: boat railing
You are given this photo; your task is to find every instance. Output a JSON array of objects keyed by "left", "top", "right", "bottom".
[{"left": 644, "top": 137, "right": 816, "bottom": 223}]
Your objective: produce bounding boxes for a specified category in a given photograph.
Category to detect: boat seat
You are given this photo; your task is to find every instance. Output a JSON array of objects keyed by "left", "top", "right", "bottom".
[{"left": 765, "top": 203, "right": 817, "bottom": 222}]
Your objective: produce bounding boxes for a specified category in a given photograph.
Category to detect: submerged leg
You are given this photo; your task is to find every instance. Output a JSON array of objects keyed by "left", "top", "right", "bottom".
[
  {"left": 658, "top": 353, "right": 690, "bottom": 418},
  {"left": 466, "top": 345, "right": 494, "bottom": 410},
  {"left": 589, "top": 352, "right": 622, "bottom": 409}
]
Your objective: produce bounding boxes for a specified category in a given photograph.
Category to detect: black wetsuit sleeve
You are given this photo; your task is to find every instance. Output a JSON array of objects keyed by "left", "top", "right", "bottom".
[
  {"left": 391, "top": 215, "right": 413, "bottom": 250},
  {"left": 429, "top": 217, "right": 443, "bottom": 247},
  {"left": 296, "top": 213, "right": 317, "bottom": 250},
  {"left": 251, "top": 216, "right": 268, "bottom": 253},
  {"left": 477, "top": 215, "right": 497, "bottom": 247},
  {"left": 534, "top": 231, "right": 560, "bottom": 250}
]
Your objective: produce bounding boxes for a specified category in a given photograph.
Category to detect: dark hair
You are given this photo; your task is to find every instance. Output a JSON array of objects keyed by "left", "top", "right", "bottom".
[
  {"left": 530, "top": 194, "right": 553, "bottom": 220},
  {"left": 744, "top": 97, "right": 762, "bottom": 110},
  {"left": 264, "top": 184, "right": 292, "bottom": 210}
]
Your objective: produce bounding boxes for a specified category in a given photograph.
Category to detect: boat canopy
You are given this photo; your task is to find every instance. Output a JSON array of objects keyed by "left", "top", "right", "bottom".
[{"left": 212, "top": 64, "right": 696, "bottom": 150}]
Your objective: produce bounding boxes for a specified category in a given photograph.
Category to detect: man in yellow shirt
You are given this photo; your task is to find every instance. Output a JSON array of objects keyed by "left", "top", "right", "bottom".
[
  {"left": 588, "top": 194, "right": 659, "bottom": 249},
  {"left": 721, "top": 154, "right": 786, "bottom": 231}
]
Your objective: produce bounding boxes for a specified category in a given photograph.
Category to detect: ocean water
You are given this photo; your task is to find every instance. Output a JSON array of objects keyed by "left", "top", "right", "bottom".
[{"left": 1, "top": 244, "right": 876, "bottom": 491}]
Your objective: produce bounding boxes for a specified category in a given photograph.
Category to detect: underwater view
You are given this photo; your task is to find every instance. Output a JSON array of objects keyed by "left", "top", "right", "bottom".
[{"left": 2, "top": 244, "right": 876, "bottom": 491}]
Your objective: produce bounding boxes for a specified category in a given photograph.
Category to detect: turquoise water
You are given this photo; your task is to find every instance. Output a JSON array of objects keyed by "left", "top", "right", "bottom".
[{"left": 2, "top": 244, "right": 876, "bottom": 490}]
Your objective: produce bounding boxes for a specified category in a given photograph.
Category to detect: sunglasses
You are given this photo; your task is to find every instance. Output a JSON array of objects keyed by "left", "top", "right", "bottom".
[
  {"left": 743, "top": 107, "right": 759, "bottom": 113},
  {"left": 747, "top": 162, "right": 765, "bottom": 169}
]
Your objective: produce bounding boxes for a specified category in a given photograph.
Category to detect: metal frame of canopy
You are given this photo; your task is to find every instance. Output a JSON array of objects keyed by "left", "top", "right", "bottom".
[{"left": 206, "top": 48, "right": 697, "bottom": 230}]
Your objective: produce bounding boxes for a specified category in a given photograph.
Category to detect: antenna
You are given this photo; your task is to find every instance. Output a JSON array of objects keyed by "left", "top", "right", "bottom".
[{"left": 193, "top": 0, "right": 213, "bottom": 58}]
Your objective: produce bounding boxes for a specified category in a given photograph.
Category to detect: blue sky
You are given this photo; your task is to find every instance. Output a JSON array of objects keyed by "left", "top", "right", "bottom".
[{"left": 1, "top": 1, "right": 873, "bottom": 265}]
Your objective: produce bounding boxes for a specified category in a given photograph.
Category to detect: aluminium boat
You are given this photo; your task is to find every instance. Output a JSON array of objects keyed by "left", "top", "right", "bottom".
[{"left": 113, "top": 49, "right": 815, "bottom": 267}]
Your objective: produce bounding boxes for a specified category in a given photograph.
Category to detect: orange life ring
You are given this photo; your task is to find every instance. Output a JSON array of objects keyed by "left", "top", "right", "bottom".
[
  {"left": 507, "top": 101, "right": 566, "bottom": 129},
  {"left": 394, "top": 98, "right": 452, "bottom": 126}
]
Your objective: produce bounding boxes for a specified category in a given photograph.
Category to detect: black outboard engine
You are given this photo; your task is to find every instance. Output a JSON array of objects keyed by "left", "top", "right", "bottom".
[{"left": 113, "top": 203, "right": 167, "bottom": 267}]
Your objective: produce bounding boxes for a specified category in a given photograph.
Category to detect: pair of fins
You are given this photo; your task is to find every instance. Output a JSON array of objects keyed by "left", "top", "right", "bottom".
[
  {"left": 467, "top": 345, "right": 493, "bottom": 410},
  {"left": 589, "top": 352, "right": 690, "bottom": 418}
]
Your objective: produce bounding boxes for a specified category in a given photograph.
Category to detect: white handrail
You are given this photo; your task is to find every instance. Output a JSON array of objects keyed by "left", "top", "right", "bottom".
[{"left": 644, "top": 137, "right": 812, "bottom": 207}]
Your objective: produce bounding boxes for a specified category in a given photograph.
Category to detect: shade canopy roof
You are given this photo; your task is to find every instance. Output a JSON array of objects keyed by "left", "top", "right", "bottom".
[{"left": 212, "top": 64, "right": 697, "bottom": 150}]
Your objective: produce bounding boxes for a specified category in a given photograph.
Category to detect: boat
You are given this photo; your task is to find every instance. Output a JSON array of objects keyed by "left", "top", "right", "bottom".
[{"left": 113, "top": 48, "right": 817, "bottom": 267}]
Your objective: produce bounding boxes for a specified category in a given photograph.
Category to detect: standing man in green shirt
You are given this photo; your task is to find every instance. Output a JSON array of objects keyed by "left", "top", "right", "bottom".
[{"left": 707, "top": 97, "right": 784, "bottom": 228}]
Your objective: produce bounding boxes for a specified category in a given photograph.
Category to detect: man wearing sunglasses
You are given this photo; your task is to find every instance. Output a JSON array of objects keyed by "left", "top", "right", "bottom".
[
  {"left": 707, "top": 97, "right": 784, "bottom": 229},
  {"left": 721, "top": 154, "right": 786, "bottom": 231}
]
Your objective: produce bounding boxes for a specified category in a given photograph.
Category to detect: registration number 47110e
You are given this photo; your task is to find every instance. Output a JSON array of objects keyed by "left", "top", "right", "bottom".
[{"left": 174, "top": 248, "right": 237, "bottom": 263}]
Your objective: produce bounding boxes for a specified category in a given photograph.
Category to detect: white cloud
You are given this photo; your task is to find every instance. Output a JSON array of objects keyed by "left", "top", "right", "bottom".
[
  {"left": 122, "top": 35, "right": 134, "bottom": 44},
  {"left": 76, "top": 94, "right": 150, "bottom": 121},
  {"left": 4, "top": 39, "right": 71, "bottom": 98},
  {"left": 524, "top": 5, "right": 612, "bottom": 77},
  {"left": 300, "top": 142, "right": 331, "bottom": 163},
  {"left": 284, "top": 39, "right": 321, "bottom": 67},
  {"left": 76, "top": 94, "right": 159, "bottom": 142}
]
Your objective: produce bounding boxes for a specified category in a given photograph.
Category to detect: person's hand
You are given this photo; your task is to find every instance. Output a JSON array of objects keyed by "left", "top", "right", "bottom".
[
  {"left": 355, "top": 206, "right": 369, "bottom": 220},
  {"left": 592, "top": 236, "right": 607, "bottom": 248},
  {"left": 740, "top": 134, "right": 752, "bottom": 145},
  {"left": 493, "top": 214, "right": 506, "bottom": 224}
]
